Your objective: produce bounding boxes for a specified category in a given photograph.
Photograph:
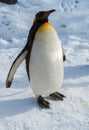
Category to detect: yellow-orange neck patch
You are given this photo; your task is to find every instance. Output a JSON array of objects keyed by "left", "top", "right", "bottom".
[
  {"left": 39, "top": 22, "right": 53, "bottom": 32},
  {"left": 43, "top": 22, "right": 52, "bottom": 27}
]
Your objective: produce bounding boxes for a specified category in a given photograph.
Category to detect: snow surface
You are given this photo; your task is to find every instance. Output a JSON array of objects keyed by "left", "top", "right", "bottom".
[{"left": 0, "top": 0, "right": 89, "bottom": 130}]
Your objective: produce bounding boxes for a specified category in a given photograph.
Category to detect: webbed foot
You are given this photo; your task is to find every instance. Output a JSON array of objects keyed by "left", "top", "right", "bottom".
[
  {"left": 37, "top": 96, "right": 50, "bottom": 108},
  {"left": 49, "top": 92, "right": 66, "bottom": 101}
]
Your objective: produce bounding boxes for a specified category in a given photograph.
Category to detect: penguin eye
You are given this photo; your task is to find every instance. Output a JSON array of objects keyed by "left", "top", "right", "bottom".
[
  {"left": 35, "top": 12, "right": 45, "bottom": 22},
  {"left": 37, "top": 12, "right": 44, "bottom": 17}
]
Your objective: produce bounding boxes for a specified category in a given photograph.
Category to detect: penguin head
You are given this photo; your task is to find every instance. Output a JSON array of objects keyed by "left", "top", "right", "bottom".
[{"left": 34, "top": 9, "right": 56, "bottom": 23}]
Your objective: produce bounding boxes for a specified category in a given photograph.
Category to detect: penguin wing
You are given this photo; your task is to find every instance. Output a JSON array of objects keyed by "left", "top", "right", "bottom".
[
  {"left": 6, "top": 23, "right": 41, "bottom": 88},
  {"left": 25, "top": 51, "right": 31, "bottom": 81},
  {"left": 6, "top": 49, "right": 28, "bottom": 88},
  {"left": 62, "top": 47, "right": 66, "bottom": 62}
]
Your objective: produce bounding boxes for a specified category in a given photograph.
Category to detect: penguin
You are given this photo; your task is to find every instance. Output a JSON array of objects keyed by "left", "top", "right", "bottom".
[
  {"left": 0, "top": 0, "right": 17, "bottom": 4},
  {"left": 6, "top": 9, "right": 66, "bottom": 108}
]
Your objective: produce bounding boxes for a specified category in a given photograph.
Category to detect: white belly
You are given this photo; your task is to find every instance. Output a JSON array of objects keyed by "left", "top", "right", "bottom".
[{"left": 30, "top": 25, "right": 64, "bottom": 96}]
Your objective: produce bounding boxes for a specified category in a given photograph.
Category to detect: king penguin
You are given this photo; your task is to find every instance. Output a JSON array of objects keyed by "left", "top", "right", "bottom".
[{"left": 6, "top": 9, "right": 66, "bottom": 108}]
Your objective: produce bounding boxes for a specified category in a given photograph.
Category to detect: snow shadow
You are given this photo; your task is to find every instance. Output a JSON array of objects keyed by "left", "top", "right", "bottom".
[
  {"left": 64, "top": 65, "right": 89, "bottom": 79},
  {"left": 0, "top": 97, "right": 36, "bottom": 118}
]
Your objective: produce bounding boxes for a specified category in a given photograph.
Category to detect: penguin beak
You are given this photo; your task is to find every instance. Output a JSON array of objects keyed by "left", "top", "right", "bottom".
[{"left": 43, "top": 9, "right": 56, "bottom": 18}]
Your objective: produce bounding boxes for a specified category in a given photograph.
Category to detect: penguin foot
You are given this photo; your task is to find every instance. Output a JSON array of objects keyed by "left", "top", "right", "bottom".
[
  {"left": 56, "top": 92, "right": 66, "bottom": 98},
  {"left": 37, "top": 96, "right": 50, "bottom": 108},
  {"left": 49, "top": 92, "right": 66, "bottom": 101}
]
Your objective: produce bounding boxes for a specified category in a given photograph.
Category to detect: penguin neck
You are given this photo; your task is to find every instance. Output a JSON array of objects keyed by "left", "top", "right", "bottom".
[
  {"left": 26, "top": 19, "right": 49, "bottom": 49},
  {"left": 31, "top": 19, "right": 49, "bottom": 36},
  {"left": 34, "top": 18, "right": 48, "bottom": 25},
  {"left": 32, "top": 18, "right": 49, "bottom": 34}
]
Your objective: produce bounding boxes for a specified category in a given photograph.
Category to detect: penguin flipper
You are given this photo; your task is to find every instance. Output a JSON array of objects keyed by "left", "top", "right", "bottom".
[
  {"left": 6, "top": 49, "right": 28, "bottom": 88},
  {"left": 25, "top": 52, "right": 31, "bottom": 81},
  {"left": 62, "top": 47, "right": 66, "bottom": 62}
]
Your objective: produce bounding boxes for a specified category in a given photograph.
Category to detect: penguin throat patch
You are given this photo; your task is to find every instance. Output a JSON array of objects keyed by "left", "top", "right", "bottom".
[
  {"left": 38, "top": 22, "right": 53, "bottom": 31},
  {"left": 43, "top": 22, "right": 52, "bottom": 27}
]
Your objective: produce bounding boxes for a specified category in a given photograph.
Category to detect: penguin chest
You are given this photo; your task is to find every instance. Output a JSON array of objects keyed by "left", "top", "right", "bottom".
[{"left": 30, "top": 24, "right": 64, "bottom": 95}]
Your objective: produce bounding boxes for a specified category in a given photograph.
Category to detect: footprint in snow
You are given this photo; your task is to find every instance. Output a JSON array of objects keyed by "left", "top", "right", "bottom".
[
  {"left": 61, "top": 0, "right": 79, "bottom": 13},
  {"left": 1, "top": 11, "right": 11, "bottom": 26}
]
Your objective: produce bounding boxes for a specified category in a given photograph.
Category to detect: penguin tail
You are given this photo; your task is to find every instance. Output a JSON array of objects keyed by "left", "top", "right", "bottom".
[{"left": 6, "top": 49, "right": 28, "bottom": 88}]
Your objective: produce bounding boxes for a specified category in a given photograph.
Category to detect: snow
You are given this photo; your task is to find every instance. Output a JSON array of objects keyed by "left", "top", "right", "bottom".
[{"left": 0, "top": 0, "right": 89, "bottom": 130}]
